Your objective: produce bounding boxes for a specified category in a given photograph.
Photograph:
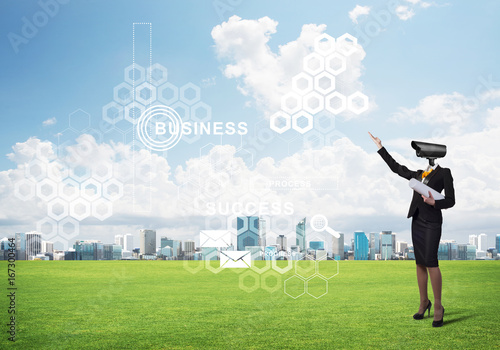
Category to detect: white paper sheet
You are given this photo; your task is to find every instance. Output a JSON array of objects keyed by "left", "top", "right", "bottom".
[{"left": 409, "top": 178, "right": 445, "bottom": 200}]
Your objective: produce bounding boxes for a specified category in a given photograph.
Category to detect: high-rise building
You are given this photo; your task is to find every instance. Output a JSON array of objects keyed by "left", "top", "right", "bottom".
[
  {"left": 369, "top": 232, "right": 380, "bottom": 260},
  {"left": 26, "top": 232, "right": 42, "bottom": 259},
  {"left": 296, "top": 218, "right": 306, "bottom": 252},
  {"left": 467, "top": 245, "right": 476, "bottom": 260},
  {"left": 113, "top": 245, "right": 122, "bottom": 260},
  {"left": 478, "top": 233, "right": 487, "bottom": 252},
  {"left": 15, "top": 233, "right": 26, "bottom": 260},
  {"left": 332, "top": 233, "right": 344, "bottom": 260},
  {"left": 438, "top": 242, "right": 449, "bottom": 260},
  {"left": 42, "top": 241, "right": 54, "bottom": 254},
  {"left": 103, "top": 244, "right": 114, "bottom": 260},
  {"left": 469, "top": 234, "right": 478, "bottom": 248},
  {"left": 496, "top": 234, "right": 500, "bottom": 253},
  {"left": 140, "top": 229, "right": 156, "bottom": 255},
  {"left": 161, "top": 237, "right": 182, "bottom": 258},
  {"left": 124, "top": 234, "right": 134, "bottom": 252},
  {"left": 259, "top": 217, "right": 267, "bottom": 247},
  {"left": 276, "top": 235, "right": 287, "bottom": 251},
  {"left": 380, "top": 231, "right": 394, "bottom": 260},
  {"left": 184, "top": 240, "right": 195, "bottom": 259},
  {"left": 237, "top": 216, "right": 259, "bottom": 251},
  {"left": 114, "top": 235, "right": 124, "bottom": 248},
  {"left": 396, "top": 241, "right": 408, "bottom": 254},
  {"left": 354, "top": 231, "right": 368, "bottom": 260}
]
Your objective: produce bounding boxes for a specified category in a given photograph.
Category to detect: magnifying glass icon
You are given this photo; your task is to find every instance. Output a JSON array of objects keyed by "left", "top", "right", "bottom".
[{"left": 310, "top": 214, "right": 340, "bottom": 238}]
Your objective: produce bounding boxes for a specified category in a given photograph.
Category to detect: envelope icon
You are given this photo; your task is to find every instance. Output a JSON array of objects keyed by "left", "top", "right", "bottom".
[
  {"left": 200, "top": 230, "right": 231, "bottom": 248},
  {"left": 220, "top": 251, "right": 251, "bottom": 268}
]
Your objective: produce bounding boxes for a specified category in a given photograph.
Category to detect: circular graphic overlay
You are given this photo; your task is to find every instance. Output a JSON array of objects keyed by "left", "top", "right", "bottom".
[
  {"left": 310, "top": 214, "right": 328, "bottom": 232},
  {"left": 137, "top": 105, "right": 183, "bottom": 151}
]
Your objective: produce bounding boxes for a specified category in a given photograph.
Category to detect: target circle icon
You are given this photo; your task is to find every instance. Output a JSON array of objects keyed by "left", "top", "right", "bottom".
[{"left": 136, "top": 105, "right": 183, "bottom": 151}]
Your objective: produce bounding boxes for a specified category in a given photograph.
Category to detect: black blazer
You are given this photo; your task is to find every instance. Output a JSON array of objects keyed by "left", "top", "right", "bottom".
[{"left": 378, "top": 147, "right": 455, "bottom": 223}]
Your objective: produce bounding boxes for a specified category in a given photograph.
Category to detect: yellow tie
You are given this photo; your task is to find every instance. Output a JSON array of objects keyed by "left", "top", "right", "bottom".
[{"left": 422, "top": 169, "right": 433, "bottom": 179}]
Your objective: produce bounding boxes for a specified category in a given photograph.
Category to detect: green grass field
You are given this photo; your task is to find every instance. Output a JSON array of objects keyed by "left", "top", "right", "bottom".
[{"left": 1, "top": 260, "right": 499, "bottom": 349}]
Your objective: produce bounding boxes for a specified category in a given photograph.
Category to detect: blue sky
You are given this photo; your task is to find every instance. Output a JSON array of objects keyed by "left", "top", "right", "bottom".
[{"left": 1, "top": 0, "right": 499, "bottom": 249}]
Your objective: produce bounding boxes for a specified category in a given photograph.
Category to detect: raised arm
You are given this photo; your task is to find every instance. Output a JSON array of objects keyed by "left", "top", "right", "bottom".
[{"left": 369, "top": 132, "right": 419, "bottom": 181}]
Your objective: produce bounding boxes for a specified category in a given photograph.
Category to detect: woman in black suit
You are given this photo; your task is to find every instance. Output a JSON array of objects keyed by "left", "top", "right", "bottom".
[{"left": 369, "top": 132, "right": 455, "bottom": 327}]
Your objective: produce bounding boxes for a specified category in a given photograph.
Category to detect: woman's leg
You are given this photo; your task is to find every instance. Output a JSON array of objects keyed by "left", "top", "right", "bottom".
[
  {"left": 428, "top": 266, "right": 443, "bottom": 320},
  {"left": 416, "top": 264, "right": 429, "bottom": 313}
]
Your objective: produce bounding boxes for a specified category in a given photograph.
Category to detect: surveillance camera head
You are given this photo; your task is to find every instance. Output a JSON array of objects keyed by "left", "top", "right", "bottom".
[{"left": 411, "top": 140, "right": 447, "bottom": 160}]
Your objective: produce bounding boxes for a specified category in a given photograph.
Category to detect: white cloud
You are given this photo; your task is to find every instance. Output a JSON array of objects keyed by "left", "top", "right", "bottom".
[
  {"left": 395, "top": 5, "right": 416, "bottom": 20},
  {"left": 211, "top": 16, "right": 369, "bottom": 116},
  {"left": 349, "top": 5, "right": 371, "bottom": 24},
  {"left": 3, "top": 125, "right": 499, "bottom": 247},
  {"left": 42, "top": 117, "right": 57, "bottom": 126}
]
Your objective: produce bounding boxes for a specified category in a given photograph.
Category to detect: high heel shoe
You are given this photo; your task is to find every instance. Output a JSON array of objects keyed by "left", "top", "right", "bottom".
[
  {"left": 432, "top": 307, "right": 445, "bottom": 327},
  {"left": 413, "top": 300, "right": 432, "bottom": 320}
]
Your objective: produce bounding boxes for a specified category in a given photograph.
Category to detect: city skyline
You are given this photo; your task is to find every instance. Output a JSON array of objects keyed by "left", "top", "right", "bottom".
[{"left": 3, "top": 217, "right": 498, "bottom": 261}]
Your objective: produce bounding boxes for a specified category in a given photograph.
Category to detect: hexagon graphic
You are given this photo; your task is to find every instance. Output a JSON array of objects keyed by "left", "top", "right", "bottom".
[
  {"left": 36, "top": 217, "right": 58, "bottom": 240},
  {"left": 91, "top": 198, "right": 113, "bottom": 221},
  {"left": 58, "top": 178, "right": 80, "bottom": 202},
  {"left": 124, "top": 101, "right": 145, "bottom": 125},
  {"left": 180, "top": 83, "right": 201, "bottom": 105},
  {"left": 25, "top": 159, "right": 47, "bottom": 182},
  {"left": 306, "top": 274, "right": 328, "bottom": 299},
  {"left": 325, "top": 92, "right": 347, "bottom": 115},
  {"left": 69, "top": 165, "right": 91, "bottom": 183},
  {"left": 204, "top": 249, "right": 223, "bottom": 274},
  {"left": 302, "top": 91, "right": 324, "bottom": 115},
  {"left": 325, "top": 129, "right": 348, "bottom": 146},
  {"left": 347, "top": 92, "right": 369, "bottom": 115},
  {"left": 46, "top": 161, "right": 69, "bottom": 182},
  {"left": 92, "top": 163, "right": 113, "bottom": 182},
  {"left": 325, "top": 53, "right": 347, "bottom": 75},
  {"left": 147, "top": 63, "right": 168, "bottom": 86},
  {"left": 14, "top": 179, "right": 35, "bottom": 201},
  {"left": 102, "top": 101, "right": 124, "bottom": 124},
  {"left": 292, "top": 72, "right": 314, "bottom": 95},
  {"left": 303, "top": 130, "right": 325, "bottom": 149},
  {"left": 239, "top": 270, "right": 260, "bottom": 293},
  {"left": 36, "top": 178, "right": 58, "bottom": 202},
  {"left": 171, "top": 101, "right": 190, "bottom": 122},
  {"left": 69, "top": 198, "right": 91, "bottom": 221},
  {"left": 124, "top": 64, "right": 146, "bottom": 85},
  {"left": 250, "top": 259, "right": 271, "bottom": 275},
  {"left": 102, "top": 179, "right": 124, "bottom": 201},
  {"left": 295, "top": 259, "right": 317, "bottom": 280},
  {"left": 271, "top": 258, "right": 293, "bottom": 274},
  {"left": 303, "top": 52, "right": 325, "bottom": 76},
  {"left": 261, "top": 270, "right": 282, "bottom": 293},
  {"left": 183, "top": 259, "right": 205, "bottom": 274},
  {"left": 314, "top": 72, "right": 336, "bottom": 95},
  {"left": 284, "top": 275, "right": 306, "bottom": 299},
  {"left": 314, "top": 113, "right": 336, "bottom": 133},
  {"left": 317, "top": 259, "right": 340, "bottom": 280},
  {"left": 69, "top": 109, "right": 91, "bottom": 132},
  {"left": 113, "top": 82, "right": 134, "bottom": 105},
  {"left": 336, "top": 33, "right": 358, "bottom": 56},
  {"left": 191, "top": 101, "right": 212, "bottom": 123},
  {"left": 292, "top": 111, "right": 314, "bottom": 134},
  {"left": 80, "top": 178, "right": 102, "bottom": 202},
  {"left": 58, "top": 217, "right": 80, "bottom": 240},
  {"left": 158, "top": 82, "right": 179, "bottom": 105},
  {"left": 135, "top": 82, "right": 157, "bottom": 106},
  {"left": 281, "top": 91, "right": 302, "bottom": 115},
  {"left": 270, "top": 111, "right": 291, "bottom": 134},
  {"left": 47, "top": 198, "right": 69, "bottom": 221},
  {"left": 314, "top": 33, "right": 336, "bottom": 56}
]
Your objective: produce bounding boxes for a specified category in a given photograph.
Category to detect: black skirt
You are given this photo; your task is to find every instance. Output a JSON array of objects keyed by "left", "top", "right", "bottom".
[{"left": 411, "top": 208, "right": 442, "bottom": 267}]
